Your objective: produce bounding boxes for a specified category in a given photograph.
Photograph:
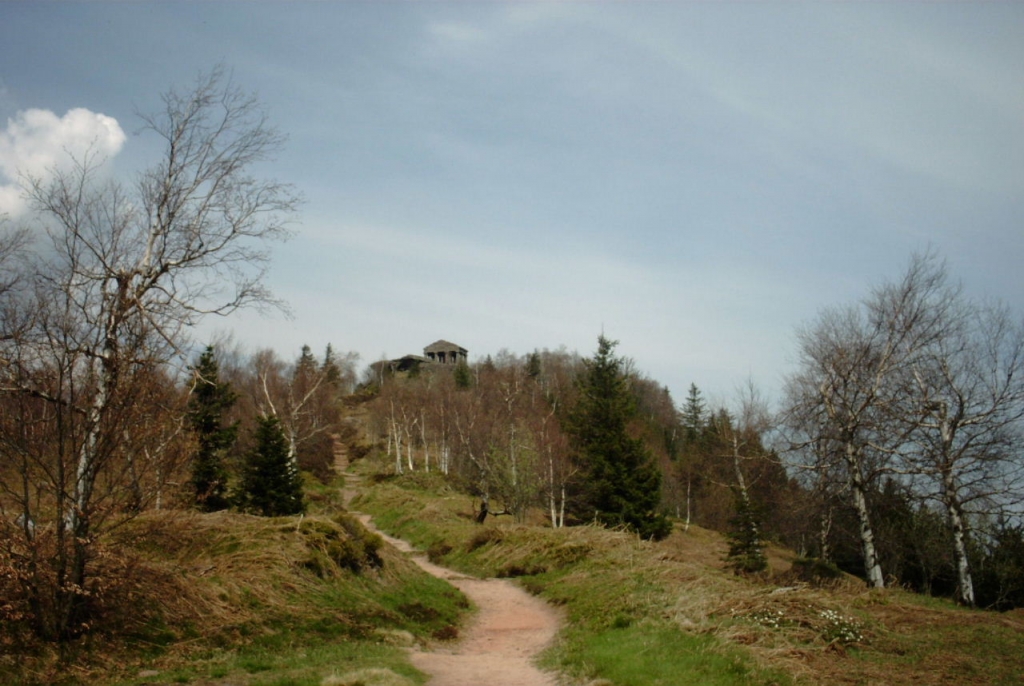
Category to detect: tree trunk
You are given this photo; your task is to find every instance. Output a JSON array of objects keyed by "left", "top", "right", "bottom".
[
  {"left": 942, "top": 469, "right": 975, "bottom": 606},
  {"left": 847, "top": 443, "right": 885, "bottom": 588}
]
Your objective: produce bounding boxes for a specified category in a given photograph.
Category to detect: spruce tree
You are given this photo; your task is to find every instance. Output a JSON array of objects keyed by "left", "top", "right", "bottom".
[
  {"left": 566, "top": 336, "right": 672, "bottom": 540},
  {"left": 186, "top": 346, "right": 237, "bottom": 511},
  {"left": 237, "top": 415, "right": 305, "bottom": 516},
  {"left": 681, "top": 383, "right": 706, "bottom": 442},
  {"left": 322, "top": 343, "right": 342, "bottom": 386},
  {"left": 526, "top": 350, "right": 543, "bottom": 379},
  {"left": 453, "top": 359, "right": 472, "bottom": 389},
  {"left": 727, "top": 490, "right": 768, "bottom": 573}
]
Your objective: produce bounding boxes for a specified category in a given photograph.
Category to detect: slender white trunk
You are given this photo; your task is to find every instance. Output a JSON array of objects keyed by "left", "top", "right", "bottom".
[
  {"left": 819, "top": 505, "right": 833, "bottom": 562},
  {"left": 75, "top": 344, "right": 113, "bottom": 535},
  {"left": 684, "top": 475, "right": 692, "bottom": 532},
  {"left": 393, "top": 426, "right": 403, "bottom": 474},
  {"left": 548, "top": 456, "right": 558, "bottom": 528},
  {"left": 74, "top": 391, "right": 103, "bottom": 532},
  {"left": 420, "top": 412, "right": 429, "bottom": 473},
  {"left": 846, "top": 442, "right": 884, "bottom": 588},
  {"left": 942, "top": 468, "right": 975, "bottom": 606},
  {"left": 440, "top": 442, "right": 450, "bottom": 475},
  {"left": 406, "top": 427, "right": 414, "bottom": 472},
  {"left": 558, "top": 482, "right": 566, "bottom": 528}
]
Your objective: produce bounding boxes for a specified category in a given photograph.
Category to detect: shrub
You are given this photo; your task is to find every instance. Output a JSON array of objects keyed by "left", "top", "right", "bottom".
[
  {"left": 791, "top": 557, "right": 843, "bottom": 586},
  {"left": 298, "top": 516, "right": 383, "bottom": 576}
]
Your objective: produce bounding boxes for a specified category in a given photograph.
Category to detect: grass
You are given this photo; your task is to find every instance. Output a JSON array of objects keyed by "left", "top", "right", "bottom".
[
  {"left": 0, "top": 474, "right": 469, "bottom": 686},
  {"left": 579, "top": 625, "right": 769, "bottom": 686},
  {"left": 352, "top": 476, "right": 791, "bottom": 686},
  {"left": 7, "top": 460, "right": 1024, "bottom": 686},
  {"left": 352, "top": 470, "right": 1024, "bottom": 686}
]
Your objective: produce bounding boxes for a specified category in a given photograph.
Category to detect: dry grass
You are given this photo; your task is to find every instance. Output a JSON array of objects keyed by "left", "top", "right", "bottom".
[
  {"left": 1, "top": 497, "right": 469, "bottom": 685},
  {"left": 355, "top": 475, "right": 1024, "bottom": 686}
]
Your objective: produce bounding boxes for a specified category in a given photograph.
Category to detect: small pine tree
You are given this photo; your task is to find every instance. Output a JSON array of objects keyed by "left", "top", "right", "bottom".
[
  {"left": 237, "top": 415, "right": 305, "bottom": 516},
  {"left": 322, "top": 343, "right": 342, "bottom": 386},
  {"left": 187, "top": 346, "right": 237, "bottom": 512},
  {"left": 526, "top": 350, "right": 543, "bottom": 379},
  {"left": 453, "top": 359, "right": 472, "bottom": 389},
  {"left": 727, "top": 490, "right": 767, "bottom": 573},
  {"left": 681, "top": 383, "right": 706, "bottom": 443},
  {"left": 566, "top": 336, "right": 672, "bottom": 541}
]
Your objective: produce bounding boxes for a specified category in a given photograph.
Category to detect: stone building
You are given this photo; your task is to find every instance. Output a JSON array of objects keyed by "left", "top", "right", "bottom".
[{"left": 423, "top": 340, "right": 468, "bottom": 365}]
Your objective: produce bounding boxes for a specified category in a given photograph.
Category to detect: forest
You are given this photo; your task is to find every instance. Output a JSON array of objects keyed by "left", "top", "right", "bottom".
[
  {"left": 359, "top": 260, "right": 1024, "bottom": 612},
  {"left": 1, "top": 69, "right": 1022, "bottom": 669}
]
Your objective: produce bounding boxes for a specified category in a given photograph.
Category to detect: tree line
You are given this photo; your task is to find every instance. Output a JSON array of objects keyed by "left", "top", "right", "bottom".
[{"left": 362, "top": 253, "right": 1024, "bottom": 609}]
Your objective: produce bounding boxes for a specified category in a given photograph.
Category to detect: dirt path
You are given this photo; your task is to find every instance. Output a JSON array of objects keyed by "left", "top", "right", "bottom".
[
  {"left": 341, "top": 471, "right": 562, "bottom": 685},
  {"left": 364, "top": 518, "right": 562, "bottom": 686}
]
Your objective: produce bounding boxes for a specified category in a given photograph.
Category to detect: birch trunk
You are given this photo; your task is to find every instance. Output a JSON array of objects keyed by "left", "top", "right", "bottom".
[
  {"left": 847, "top": 442, "right": 885, "bottom": 588},
  {"left": 942, "top": 468, "right": 975, "bottom": 606}
]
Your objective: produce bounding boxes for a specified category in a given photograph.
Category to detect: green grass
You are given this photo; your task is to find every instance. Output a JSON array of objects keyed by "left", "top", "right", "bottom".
[
  {"left": 353, "top": 477, "right": 790, "bottom": 686},
  {"left": 130, "top": 640, "right": 419, "bottom": 686},
  {"left": 351, "top": 470, "right": 1024, "bottom": 686},
  {"left": 573, "top": 624, "right": 783, "bottom": 686},
  {"left": 1, "top": 473, "right": 471, "bottom": 686}
]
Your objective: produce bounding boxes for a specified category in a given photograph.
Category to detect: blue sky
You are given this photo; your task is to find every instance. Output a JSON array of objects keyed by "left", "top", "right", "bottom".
[{"left": 1, "top": 2, "right": 1022, "bottom": 407}]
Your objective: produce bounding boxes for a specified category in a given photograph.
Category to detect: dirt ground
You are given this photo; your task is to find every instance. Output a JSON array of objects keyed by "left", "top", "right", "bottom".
[
  {"left": 354, "top": 513, "right": 563, "bottom": 686},
  {"left": 337, "top": 424, "right": 563, "bottom": 686}
]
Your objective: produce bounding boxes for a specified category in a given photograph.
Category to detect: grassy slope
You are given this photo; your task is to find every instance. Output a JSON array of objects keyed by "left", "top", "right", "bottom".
[
  {"left": 1, "top": 477, "right": 469, "bottom": 686},
  {"left": 353, "top": 471, "right": 1024, "bottom": 686},
  {"left": 8, "top": 464, "right": 1023, "bottom": 686}
]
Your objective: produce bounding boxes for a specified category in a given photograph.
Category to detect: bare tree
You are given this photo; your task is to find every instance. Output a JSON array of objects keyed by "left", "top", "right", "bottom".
[
  {"left": 782, "top": 253, "right": 957, "bottom": 588},
  {"left": 0, "top": 67, "right": 298, "bottom": 640},
  {"left": 898, "top": 298, "right": 1024, "bottom": 606}
]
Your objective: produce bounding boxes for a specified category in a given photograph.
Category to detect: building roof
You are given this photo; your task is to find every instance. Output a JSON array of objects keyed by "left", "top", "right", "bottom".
[{"left": 424, "top": 339, "right": 467, "bottom": 354}]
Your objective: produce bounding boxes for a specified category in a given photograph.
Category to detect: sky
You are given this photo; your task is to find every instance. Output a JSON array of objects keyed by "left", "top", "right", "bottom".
[{"left": 1, "top": 1, "right": 1022, "bottom": 408}]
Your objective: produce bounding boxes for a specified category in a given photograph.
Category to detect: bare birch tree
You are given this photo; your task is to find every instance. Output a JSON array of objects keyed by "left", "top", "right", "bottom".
[
  {"left": 898, "top": 296, "right": 1024, "bottom": 606},
  {"left": 0, "top": 67, "right": 298, "bottom": 640},
  {"left": 782, "top": 253, "right": 957, "bottom": 588}
]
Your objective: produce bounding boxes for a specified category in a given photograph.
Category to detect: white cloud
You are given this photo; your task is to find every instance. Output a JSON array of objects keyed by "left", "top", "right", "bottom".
[{"left": 0, "top": 107, "right": 125, "bottom": 216}]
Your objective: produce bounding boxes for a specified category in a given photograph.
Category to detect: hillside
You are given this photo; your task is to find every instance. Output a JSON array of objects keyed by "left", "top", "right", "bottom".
[
  {"left": 0, "top": 477, "right": 468, "bottom": 686},
  {"left": 351, "top": 466, "right": 1024, "bottom": 686},
  {"left": 4, "top": 401, "right": 1022, "bottom": 686}
]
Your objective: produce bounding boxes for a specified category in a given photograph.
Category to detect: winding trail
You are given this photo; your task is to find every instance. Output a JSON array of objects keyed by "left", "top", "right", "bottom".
[
  {"left": 337, "top": 445, "right": 562, "bottom": 686},
  {"left": 362, "top": 515, "right": 562, "bottom": 686}
]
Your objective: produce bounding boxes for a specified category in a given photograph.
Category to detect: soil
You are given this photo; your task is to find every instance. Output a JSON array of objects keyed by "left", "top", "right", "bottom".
[
  {"left": 336, "top": 418, "right": 563, "bottom": 686},
  {"left": 362, "top": 517, "right": 563, "bottom": 686}
]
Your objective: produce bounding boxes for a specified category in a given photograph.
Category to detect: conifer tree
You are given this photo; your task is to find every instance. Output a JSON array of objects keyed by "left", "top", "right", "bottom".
[
  {"left": 526, "top": 350, "right": 543, "bottom": 379},
  {"left": 566, "top": 336, "right": 671, "bottom": 540},
  {"left": 727, "top": 489, "right": 768, "bottom": 573},
  {"left": 322, "top": 343, "right": 342, "bottom": 386},
  {"left": 454, "top": 359, "right": 473, "bottom": 389},
  {"left": 186, "top": 346, "right": 237, "bottom": 511},
  {"left": 237, "top": 415, "right": 305, "bottom": 516},
  {"left": 682, "top": 383, "right": 706, "bottom": 442}
]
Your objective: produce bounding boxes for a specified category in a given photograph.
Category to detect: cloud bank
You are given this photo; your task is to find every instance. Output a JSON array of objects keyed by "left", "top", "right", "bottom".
[{"left": 0, "top": 107, "right": 125, "bottom": 216}]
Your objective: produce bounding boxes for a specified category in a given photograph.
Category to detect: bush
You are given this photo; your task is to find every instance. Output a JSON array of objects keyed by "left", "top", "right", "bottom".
[
  {"left": 298, "top": 515, "right": 383, "bottom": 576},
  {"left": 791, "top": 557, "right": 843, "bottom": 587}
]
